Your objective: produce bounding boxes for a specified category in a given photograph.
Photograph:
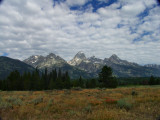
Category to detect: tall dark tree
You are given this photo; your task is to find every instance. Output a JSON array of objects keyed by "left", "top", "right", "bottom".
[
  {"left": 78, "top": 76, "right": 84, "bottom": 88},
  {"left": 64, "top": 71, "right": 71, "bottom": 89},
  {"left": 7, "top": 70, "right": 22, "bottom": 90},
  {"left": 90, "top": 79, "right": 97, "bottom": 88},
  {"left": 149, "top": 75, "right": 156, "bottom": 85},
  {"left": 43, "top": 68, "right": 48, "bottom": 89},
  {"left": 23, "top": 72, "right": 31, "bottom": 90},
  {"left": 99, "top": 66, "right": 117, "bottom": 88}
]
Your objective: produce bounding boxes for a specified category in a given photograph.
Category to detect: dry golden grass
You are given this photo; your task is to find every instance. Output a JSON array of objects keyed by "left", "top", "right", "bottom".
[{"left": 0, "top": 86, "right": 160, "bottom": 120}]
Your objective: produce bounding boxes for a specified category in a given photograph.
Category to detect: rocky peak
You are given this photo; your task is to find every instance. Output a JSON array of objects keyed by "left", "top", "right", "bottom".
[
  {"left": 74, "top": 51, "right": 86, "bottom": 60},
  {"left": 24, "top": 55, "right": 42, "bottom": 63},
  {"left": 46, "top": 53, "right": 57, "bottom": 59},
  {"left": 109, "top": 54, "right": 120, "bottom": 60},
  {"left": 108, "top": 54, "right": 121, "bottom": 63},
  {"left": 24, "top": 53, "right": 66, "bottom": 68},
  {"left": 68, "top": 51, "right": 87, "bottom": 66},
  {"left": 88, "top": 56, "right": 104, "bottom": 64},
  {"left": 48, "top": 53, "right": 56, "bottom": 57}
]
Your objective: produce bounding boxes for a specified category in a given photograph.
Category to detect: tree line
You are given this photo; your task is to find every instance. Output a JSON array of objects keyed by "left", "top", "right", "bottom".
[
  {"left": 0, "top": 66, "right": 118, "bottom": 91},
  {"left": 0, "top": 65, "right": 159, "bottom": 91},
  {"left": 118, "top": 76, "right": 160, "bottom": 86}
]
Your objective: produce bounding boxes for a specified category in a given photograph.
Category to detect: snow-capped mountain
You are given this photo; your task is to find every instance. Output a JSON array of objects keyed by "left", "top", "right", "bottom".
[
  {"left": 67, "top": 51, "right": 89, "bottom": 66},
  {"left": 24, "top": 55, "right": 45, "bottom": 68},
  {"left": 24, "top": 53, "right": 95, "bottom": 78},
  {"left": 23, "top": 52, "right": 160, "bottom": 78},
  {"left": 68, "top": 52, "right": 160, "bottom": 77},
  {"left": 24, "top": 53, "right": 67, "bottom": 69},
  {"left": 68, "top": 52, "right": 103, "bottom": 73}
]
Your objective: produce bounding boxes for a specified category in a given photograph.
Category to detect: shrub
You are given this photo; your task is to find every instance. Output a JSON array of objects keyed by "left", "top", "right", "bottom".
[
  {"left": 29, "top": 96, "right": 43, "bottom": 105},
  {"left": 0, "top": 101, "right": 12, "bottom": 109},
  {"left": 0, "top": 96, "right": 13, "bottom": 109},
  {"left": 117, "top": 98, "right": 134, "bottom": 110},
  {"left": 83, "top": 105, "right": 92, "bottom": 113},
  {"left": 131, "top": 91, "right": 138, "bottom": 96},
  {"left": 72, "top": 87, "right": 82, "bottom": 91},
  {"left": 6, "top": 97, "right": 23, "bottom": 106},
  {"left": 44, "top": 99, "right": 54, "bottom": 112},
  {"left": 64, "top": 89, "right": 71, "bottom": 95}
]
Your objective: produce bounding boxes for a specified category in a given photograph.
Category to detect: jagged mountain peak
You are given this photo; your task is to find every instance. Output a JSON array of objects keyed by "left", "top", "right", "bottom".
[
  {"left": 47, "top": 53, "right": 56, "bottom": 57},
  {"left": 68, "top": 51, "right": 87, "bottom": 66},
  {"left": 24, "top": 53, "right": 66, "bottom": 68},
  {"left": 88, "top": 56, "right": 104, "bottom": 64},
  {"left": 74, "top": 51, "right": 86, "bottom": 59},
  {"left": 46, "top": 53, "right": 62, "bottom": 60},
  {"left": 27, "top": 55, "right": 41, "bottom": 59},
  {"left": 24, "top": 55, "right": 44, "bottom": 65},
  {"left": 109, "top": 54, "right": 120, "bottom": 60},
  {"left": 23, "top": 52, "right": 160, "bottom": 78}
]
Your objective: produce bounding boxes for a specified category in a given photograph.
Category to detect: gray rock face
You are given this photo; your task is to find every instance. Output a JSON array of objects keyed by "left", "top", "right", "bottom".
[
  {"left": 24, "top": 52, "right": 160, "bottom": 78},
  {"left": 88, "top": 56, "right": 104, "bottom": 64},
  {"left": 68, "top": 52, "right": 160, "bottom": 77},
  {"left": 24, "top": 55, "right": 45, "bottom": 68},
  {"left": 68, "top": 51, "right": 89, "bottom": 66},
  {"left": 24, "top": 53, "right": 67, "bottom": 69},
  {"left": 24, "top": 53, "right": 94, "bottom": 78},
  {"left": 74, "top": 51, "right": 86, "bottom": 60}
]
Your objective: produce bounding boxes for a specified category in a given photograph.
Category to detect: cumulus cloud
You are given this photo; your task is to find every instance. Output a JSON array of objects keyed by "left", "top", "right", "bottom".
[{"left": 0, "top": 0, "right": 160, "bottom": 64}]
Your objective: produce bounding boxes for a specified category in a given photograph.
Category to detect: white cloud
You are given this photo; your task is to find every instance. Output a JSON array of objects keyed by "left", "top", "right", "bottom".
[
  {"left": 0, "top": 0, "right": 160, "bottom": 65},
  {"left": 121, "top": 1, "right": 146, "bottom": 16}
]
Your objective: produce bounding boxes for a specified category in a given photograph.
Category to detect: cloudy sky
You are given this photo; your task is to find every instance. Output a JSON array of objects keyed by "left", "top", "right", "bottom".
[{"left": 0, "top": 0, "right": 160, "bottom": 64}]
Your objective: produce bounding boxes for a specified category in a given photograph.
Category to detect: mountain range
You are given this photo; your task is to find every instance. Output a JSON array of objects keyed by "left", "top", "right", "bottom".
[
  {"left": 0, "top": 52, "right": 159, "bottom": 79},
  {"left": 23, "top": 52, "right": 160, "bottom": 78}
]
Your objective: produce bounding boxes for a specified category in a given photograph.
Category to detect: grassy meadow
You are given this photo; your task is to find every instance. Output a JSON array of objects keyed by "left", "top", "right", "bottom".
[{"left": 0, "top": 86, "right": 160, "bottom": 120}]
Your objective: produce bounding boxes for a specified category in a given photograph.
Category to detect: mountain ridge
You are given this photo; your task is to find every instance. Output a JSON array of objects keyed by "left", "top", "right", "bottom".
[
  {"left": 23, "top": 52, "right": 160, "bottom": 78},
  {"left": 0, "top": 56, "right": 35, "bottom": 79}
]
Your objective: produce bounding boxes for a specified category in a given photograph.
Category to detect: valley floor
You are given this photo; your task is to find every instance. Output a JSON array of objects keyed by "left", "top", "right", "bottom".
[{"left": 0, "top": 86, "right": 160, "bottom": 120}]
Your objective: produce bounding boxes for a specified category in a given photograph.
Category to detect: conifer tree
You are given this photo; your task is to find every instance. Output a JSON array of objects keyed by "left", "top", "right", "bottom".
[
  {"left": 78, "top": 76, "right": 84, "bottom": 88},
  {"left": 99, "top": 66, "right": 118, "bottom": 88},
  {"left": 64, "top": 71, "right": 71, "bottom": 89},
  {"left": 149, "top": 75, "right": 156, "bottom": 85}
]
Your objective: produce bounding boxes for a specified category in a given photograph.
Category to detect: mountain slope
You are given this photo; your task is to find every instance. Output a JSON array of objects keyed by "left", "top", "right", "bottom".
[
  {"left": 24, "top": 52, "right": 160, "bottom": 78},
  {"left": 68, "top": 52, "right": 103, "bottom": 73},
  {"left": 0, "top": 56, "right": 35, "bottom": 79},
  {"left": 68, "top": 52, "right": 160, "bottom": 77},
  {"left": 24, "top": 53, "right": 95, "bottom": 78}
]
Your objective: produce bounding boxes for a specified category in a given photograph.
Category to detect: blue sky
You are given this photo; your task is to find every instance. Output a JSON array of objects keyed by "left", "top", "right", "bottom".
[{"left": 0, "top": 0, "right": 160, "bottom": 64}]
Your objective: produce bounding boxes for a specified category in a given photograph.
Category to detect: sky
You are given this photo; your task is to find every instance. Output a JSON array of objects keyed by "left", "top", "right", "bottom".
[{"left": 0, "top": 0, "right": 160, "bottom": 65}]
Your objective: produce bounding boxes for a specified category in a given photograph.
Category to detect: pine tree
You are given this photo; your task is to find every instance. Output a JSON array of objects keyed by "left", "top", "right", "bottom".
[
  {"left": 99, "top": 66, "right": 118, "bottom": 88},
  {"left": 149, "top": 75, "right": 156, "bottom": 85},
  {"left": 78, "top": 76, "right": 84, "bottom": 88},
  {"left": 64, "top": 71, "right": 71, "bottom": 89},
  {"left": 44, "top": 68, "right": 48, "bottom": 89},
  {"left": 90, "top": 79, "right": 97, "bottom": 88},
  {"left": 7, "top": 70, "right": 21, "bottom": 90}
]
